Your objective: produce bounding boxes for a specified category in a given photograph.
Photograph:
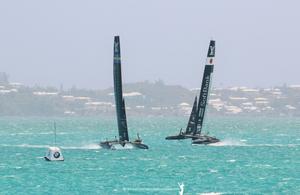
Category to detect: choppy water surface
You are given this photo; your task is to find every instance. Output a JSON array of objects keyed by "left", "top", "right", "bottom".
[{"left": 0, "top": 117, "right": 299, "bottom": 194}]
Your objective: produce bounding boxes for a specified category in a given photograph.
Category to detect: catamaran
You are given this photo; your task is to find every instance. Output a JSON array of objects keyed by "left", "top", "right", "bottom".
[
  {"left": 166, "top": 40, "right": 220, "bottom": 145},
  {"left": 100, "top": 36, "right": 148, "bottom": 150}
]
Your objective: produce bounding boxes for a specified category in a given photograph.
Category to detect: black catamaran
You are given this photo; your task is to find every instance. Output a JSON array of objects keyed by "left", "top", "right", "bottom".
[
  {"left": 100, "top": 36, "right": 148, "bottom": 150},
  {"left": 166, "top": 40, "right": 220, "bottom": 145}
]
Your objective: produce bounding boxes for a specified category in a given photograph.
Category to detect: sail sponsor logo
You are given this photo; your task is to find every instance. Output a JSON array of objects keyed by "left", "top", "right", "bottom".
[
  {"left": 209, "top": 46, "right": 215, "bottom": 56},
  {"left": 114, "top": 41, "right": 121, "bottom": 61},
  {"left": 114, "top": 42, "right": 119, "bottom": 53},
  {"left": 114, "top": 56, "right": 121, "bottom": 61},
  {"left": 200, "top": 75, "right": 210, "bottom": 106}
]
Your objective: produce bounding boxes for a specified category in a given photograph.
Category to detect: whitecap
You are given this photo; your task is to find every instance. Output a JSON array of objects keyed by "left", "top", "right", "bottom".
[
  {"left": 138, "top": 157, "right": 153, "bottom": 161},
  {"left": 276, "top": 134, "right": 288, "bottom": 137},
  {"left": 15, "top": 132, "right": 34, "bottom": 135},
  {"left": 85, "top": 158, "right": 97, "bottom": 160},
  {"left": 122, "top": 187, "right": 177, "bottom": 192},
  {"left": 2, "top": 175, "right": 17, "bottom": 179},
  {"left": 209, "top": 169, "right": 218, "bottom": 173},
  {"left": 254, "top": 164, "right": 272, "bottom": 168},
  {"left": 158, "top": 164, "right": 167, "bottom": 168},
  {"left": 282, "top": 178, "right": 291, "bottom": 181},
  {"left": 39, "top": 132, "right": 54, "bottom": 135},
  {"left": 226, "top": 159, "right": 236, "bottom": 163}
]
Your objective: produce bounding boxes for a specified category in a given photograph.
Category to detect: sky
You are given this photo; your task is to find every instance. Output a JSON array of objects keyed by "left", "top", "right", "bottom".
[{"left": 0, "top": 0, "right": 300, "bottom": 89}]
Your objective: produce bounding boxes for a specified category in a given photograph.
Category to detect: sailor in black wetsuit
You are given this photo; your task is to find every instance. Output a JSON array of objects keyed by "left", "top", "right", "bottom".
[{"left": 179, "top": 128, "right": 183, "bottom": 135}]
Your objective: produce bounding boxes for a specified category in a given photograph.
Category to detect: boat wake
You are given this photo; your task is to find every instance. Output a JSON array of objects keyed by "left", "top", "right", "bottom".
[
  {"left": 246, "top": 143, "right": 300, "bottom": 147},
  {"left": 0, "top": 143, "right": 101, "bottom": 150},
  {"left": 0, "top": 144, "right": 50, "bottom": 148},
  {"left": 209, "top": 140, "right": 300, "bottom": 147},
  {"left": 62, "top": 144, "right": 101, "bottom": 150},
  {"left": 122, "top": 187, "right": 177, "bottom": 192},
  {"left": 209, "top": 139, "right": 246, "bottom": 147}
]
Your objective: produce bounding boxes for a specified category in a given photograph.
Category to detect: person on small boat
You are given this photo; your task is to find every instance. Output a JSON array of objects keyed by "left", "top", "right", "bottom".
[
  {"left": 179, "top": 128, "right": 183, "bottom": 135},
  {"left": 134, "top": 133, "right": 142, "bottom": 143}
]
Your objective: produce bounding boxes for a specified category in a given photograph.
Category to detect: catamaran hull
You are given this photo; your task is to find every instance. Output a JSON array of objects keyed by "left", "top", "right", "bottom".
[
  {"left": 191, "top": 135, "right": 220, "bottom": 145},
  {"left": 165, "top": 134, "right": 189, "bottom": 140},
  {"left": 100, "top": 141, "right": 149, "bottom": 150}
]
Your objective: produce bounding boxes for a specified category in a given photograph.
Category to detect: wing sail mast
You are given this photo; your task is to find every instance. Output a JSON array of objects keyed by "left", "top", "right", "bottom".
[
  {"left": 113, "top": 36, "right": 129, "bottom": 141},
  {"left": 194, "top": 40, "right": 216, "bottom": 135}
]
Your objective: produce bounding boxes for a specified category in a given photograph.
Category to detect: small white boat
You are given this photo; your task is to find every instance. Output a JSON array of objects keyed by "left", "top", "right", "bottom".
[{"left": 44, "top": 146, "right": 64, "bottom": 161}]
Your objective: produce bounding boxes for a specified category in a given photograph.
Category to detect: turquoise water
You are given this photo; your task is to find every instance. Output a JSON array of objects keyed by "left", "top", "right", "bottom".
[{"left": 0, "top": 117, "right": 299, "bottom": 194}]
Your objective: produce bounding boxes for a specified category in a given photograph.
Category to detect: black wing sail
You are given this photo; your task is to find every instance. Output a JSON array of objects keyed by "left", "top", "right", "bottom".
[
  {"left": 113, "top": 36, "right": 129, "bottom": 141},
  {"left": 194, "top": 40, "right": 215, "bottom": 135},
  {"left": 185, "top": 96, "right": 198, "bottom": 134}
]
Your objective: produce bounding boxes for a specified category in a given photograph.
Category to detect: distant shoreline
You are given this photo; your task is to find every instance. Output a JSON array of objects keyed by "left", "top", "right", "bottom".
[{"left": 0, "top": 80, "right": 299, "bottom": 117}]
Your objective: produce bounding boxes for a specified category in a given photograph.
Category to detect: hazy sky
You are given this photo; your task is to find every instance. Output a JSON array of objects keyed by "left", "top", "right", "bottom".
[{"left": 0, "top": 0, "right": 299, "bottom": 89}]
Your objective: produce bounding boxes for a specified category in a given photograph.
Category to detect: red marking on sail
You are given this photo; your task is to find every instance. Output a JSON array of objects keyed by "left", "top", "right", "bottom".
[{"left": 210, "top": 59, "right": 213, "bottom": 64}]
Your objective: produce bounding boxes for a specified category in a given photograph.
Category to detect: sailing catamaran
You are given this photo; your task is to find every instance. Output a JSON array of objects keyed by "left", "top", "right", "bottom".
[
  {"left": 166, "top": 40, "right": 220, "bottom": 145},
  {"left": 100, "top": 36, "right": 148, "bottom": 150}
]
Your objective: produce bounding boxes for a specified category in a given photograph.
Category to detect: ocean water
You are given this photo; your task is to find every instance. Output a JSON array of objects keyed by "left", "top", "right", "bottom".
[{"left": 0, "top": 116, "right": 299, "bottom": 195}]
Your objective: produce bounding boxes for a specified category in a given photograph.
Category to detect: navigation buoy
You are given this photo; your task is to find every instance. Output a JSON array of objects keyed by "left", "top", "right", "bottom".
[
  {"left": 44, "top": 147, "right": 64, "bottom": 161},
  {"left": 44, "top": 122, "right": 64, "bottom": 161}
]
